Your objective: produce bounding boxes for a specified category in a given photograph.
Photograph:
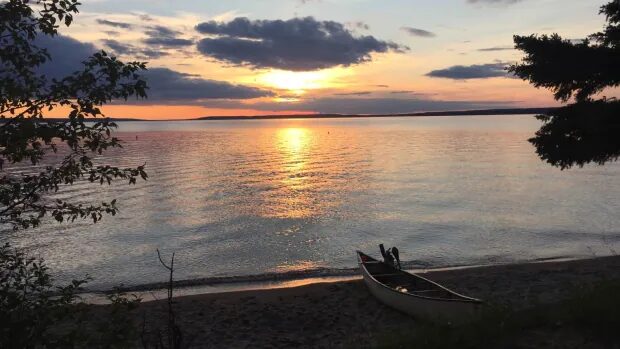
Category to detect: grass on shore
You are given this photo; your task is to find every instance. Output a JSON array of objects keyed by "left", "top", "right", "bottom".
[{"left": 363, "top": 280, "right": 620, "bottom": 349}]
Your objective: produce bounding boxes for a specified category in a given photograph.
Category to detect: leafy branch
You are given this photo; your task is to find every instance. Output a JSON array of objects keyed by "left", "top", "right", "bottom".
[{"left": 0, "top": 0, "right": 149, "bottom": 229}]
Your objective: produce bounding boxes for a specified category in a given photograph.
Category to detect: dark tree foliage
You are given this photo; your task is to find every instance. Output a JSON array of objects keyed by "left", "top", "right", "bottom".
[
  {"left": 510, "top": 0, "right": 620, "bottom": 169},
  {"left": 0, "top": 0, "right": 148, "bottom": 230},
  {"left": 0, "top": 243, "right": 141, "bottom": 348}
]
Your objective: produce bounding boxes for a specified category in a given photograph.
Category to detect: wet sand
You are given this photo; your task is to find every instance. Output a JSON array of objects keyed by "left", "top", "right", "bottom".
[{"left": 134, "top": 255, "right": 620, "bottom": 348}]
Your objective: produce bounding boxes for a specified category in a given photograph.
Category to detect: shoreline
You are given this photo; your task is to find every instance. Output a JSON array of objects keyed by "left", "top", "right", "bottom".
[
  {"left": 124, "top": 254, "right": 620, "bottom": 348},
  {"left": 84, "top": 254, "right": 611, "bottom": 304}
]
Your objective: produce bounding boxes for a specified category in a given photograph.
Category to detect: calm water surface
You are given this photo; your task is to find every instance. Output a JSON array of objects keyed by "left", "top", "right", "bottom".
[{"left": 4, "top": 115, "right": 619, "bottom": 289}]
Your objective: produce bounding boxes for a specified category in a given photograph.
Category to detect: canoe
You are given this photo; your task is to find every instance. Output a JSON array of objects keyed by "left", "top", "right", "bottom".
[{"left": 357, "top": 250, "right": 482, "bottom": 322}]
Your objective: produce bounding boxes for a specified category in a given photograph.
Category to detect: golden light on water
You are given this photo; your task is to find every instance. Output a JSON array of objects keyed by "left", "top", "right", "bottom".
[
  {"left": 271, "top": 127, "right": 314, "bottom": 219},
  {"left": 258, "top": 126, "right": 353, "bottom": 220},
  {"left": 272, "top": 260, "right": 325, "bottom": 273},
  {"left": 278, "top": 128, "right": 310, "bottom": 179},
  {"left": 280, "top": 128, "right": 309, "bottom": 155}
]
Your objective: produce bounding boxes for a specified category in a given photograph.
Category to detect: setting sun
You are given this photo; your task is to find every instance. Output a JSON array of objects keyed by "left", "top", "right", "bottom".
[
  {"left": 258, "top": 69, "right": 348, "bottom": 95},
  {"left": 3, "top": 0, "right": 620, "bottom": 347}
]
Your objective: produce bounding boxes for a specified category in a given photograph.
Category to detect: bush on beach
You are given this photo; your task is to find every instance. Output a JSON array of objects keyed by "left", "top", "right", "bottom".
[{"left": 0, "top": 243, "right": 141, "bottom": 348}]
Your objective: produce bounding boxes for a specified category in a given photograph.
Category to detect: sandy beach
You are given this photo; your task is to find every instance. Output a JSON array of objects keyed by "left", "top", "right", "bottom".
[{"left": 130, "top": 255, "right": 620, "bottom": 348}]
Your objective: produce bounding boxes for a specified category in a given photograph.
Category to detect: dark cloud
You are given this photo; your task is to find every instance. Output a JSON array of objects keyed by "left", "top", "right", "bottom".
[
  {"left": 96, "top": 19, "right": 132, "bottom": 29},
  {"left": 401, "top": 27, "right": 436, "bottom": 38},
  {"left": 102, "top": 39, "right": 133, "bottom": 55},
  {"left": 347, "top": 21, "right": 370, "bottom": 30},
  {"left": 143, "top": 37, "right": 194, "bottom": 47},
  {"left": 477, "top": 46, "right": 513, "bottom": 51},
  {"left": 426, "top": 62, "right": 512, "bottom": 79},
  {"left": 142, "top": 68, "right": 274, "bottom": 102},
  {"left": 34, "top": 34, "right": 97, "bottom": 79},
  {"left": 375, "top": 84, "right": 389, "bottom": 88},
  {"left": 195, "top": 17, "right": 407, "bottom": 71},
  {"left": 143, "top": 25, "right": 194, "bottom": 48},
  {"left": 30, "top": 34, "right": 271, "bottom": 102},
  {"left": 334, "top": 91, "right": 372, "bottom": 96},
  {"left": 136, "top": 13, "right": 154, "bottom": 22},
  {"left": 210, "top": 97, "right": 513, "bottom": 114},
  {"left": 145, "top": 25, "right": 181, "bottom": 38},
  {"left": 102, "top": 39, "right": 169, "bottom": 59},
  {"left": 332, "top": 90, "right": 429, "bottom": 97}
]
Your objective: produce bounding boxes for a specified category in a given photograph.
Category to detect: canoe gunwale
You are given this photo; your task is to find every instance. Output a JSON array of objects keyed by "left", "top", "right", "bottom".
[{"left": 357, "top": 251, "right": 482, "bottom": 304}]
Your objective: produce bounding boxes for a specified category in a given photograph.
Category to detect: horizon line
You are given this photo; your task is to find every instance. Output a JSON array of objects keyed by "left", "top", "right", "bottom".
[{"left": 74, "top": 106, "right": 558, "bottom": 122}]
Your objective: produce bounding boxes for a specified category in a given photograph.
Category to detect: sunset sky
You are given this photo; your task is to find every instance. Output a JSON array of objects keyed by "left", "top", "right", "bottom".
[{"left": 43, "top": 0, "right": 612, "bottom": 119}]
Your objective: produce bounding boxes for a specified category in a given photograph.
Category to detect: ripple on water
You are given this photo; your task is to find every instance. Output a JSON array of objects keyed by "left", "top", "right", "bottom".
[{"left": 2, "top": 115, "right": 619, "bottom": 290}]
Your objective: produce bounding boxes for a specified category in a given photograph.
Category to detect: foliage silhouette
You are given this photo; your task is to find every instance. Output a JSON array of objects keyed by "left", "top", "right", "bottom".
[
  {"left": 0, "top": 243, "right": 141, "bottom": 348},
  {"left": 0, "top": 0, "right": 148, "bottom": 230},
  {"left": 1, "top": 1, "right": 149, "bottom": 347},
  {"left": 510, "top": 0, "right": 620, "bottom": 169}
]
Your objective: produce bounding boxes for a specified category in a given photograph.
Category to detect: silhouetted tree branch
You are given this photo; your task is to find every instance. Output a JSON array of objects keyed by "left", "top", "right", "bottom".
[
  {"left": 140, "top": 250, "right": 186, "bottom": 349},
  {"left": 0, "top": 2, "right": 152, "bottom": 347},
  {"left": 510, "top": 0, "right": 620, "bottom": 169},
  {"left": 0, "top": 0, "right": 149, "bottom": 229}
]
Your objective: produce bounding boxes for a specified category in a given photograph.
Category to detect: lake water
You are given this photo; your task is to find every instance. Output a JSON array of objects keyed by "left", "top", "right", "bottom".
[{"left": 3, "top": 115, "right": 620, "bottom": 290}]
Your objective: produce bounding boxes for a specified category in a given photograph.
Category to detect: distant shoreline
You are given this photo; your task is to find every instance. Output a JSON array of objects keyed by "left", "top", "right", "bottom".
[
  {"left": 194, "top": 107, "right": 556, "bottom": 121},
  {"left": 25, "top": 107, "right": 557, "bottom": 122}
]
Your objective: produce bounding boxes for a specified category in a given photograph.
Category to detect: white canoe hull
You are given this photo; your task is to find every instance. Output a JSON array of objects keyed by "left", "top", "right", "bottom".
[{"left": 358, "top": 251, "right": 481, "bottom": 323}]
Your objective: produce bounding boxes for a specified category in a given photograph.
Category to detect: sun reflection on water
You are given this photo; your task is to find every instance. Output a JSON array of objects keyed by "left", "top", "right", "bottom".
[
  {"left": 277, "top": 127, "right": 310, "bottom": 180},
  {"left": 11, "top": 116, "right": 620, "bottom": 290},
  {"left": 279, "top": 128, "right": 308, "bottom": 153},
  {"left": 268, "top": 127, "right": 316, "bottom": 219}
]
